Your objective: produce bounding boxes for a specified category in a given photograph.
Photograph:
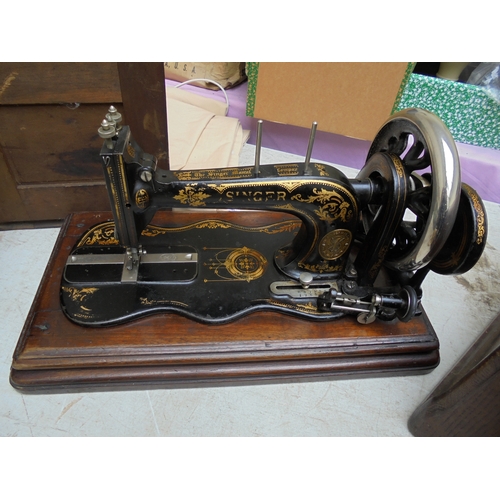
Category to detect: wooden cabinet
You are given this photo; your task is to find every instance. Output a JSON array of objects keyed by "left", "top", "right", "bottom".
[{"left": 0, "top": 63, "right": 123, "bottom": 226}]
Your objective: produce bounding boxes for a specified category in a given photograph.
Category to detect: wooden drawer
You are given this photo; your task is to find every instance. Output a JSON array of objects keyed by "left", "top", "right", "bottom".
[{"left": 0, "top": 63, "right": 122, "bottom": 226}]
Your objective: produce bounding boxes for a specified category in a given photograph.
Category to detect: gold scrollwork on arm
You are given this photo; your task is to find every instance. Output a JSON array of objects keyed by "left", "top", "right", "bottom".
[
  {"left": 315, "top": 164, "right": 328, "bottom": 176},
  {"left": 291, "top": 188, "right": 353, "bottom": 223},
  {"left": 173, "top": 185, "right": 211, "bottom": 207}
]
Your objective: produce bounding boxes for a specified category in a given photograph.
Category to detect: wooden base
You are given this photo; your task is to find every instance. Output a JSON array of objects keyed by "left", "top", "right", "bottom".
[{"left": 10, "top": 211, "right": 440, "bottom": 393}]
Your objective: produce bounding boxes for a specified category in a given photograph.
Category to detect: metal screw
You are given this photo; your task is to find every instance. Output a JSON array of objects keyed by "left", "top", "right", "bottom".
[
  {"left": 344, "top": 280, "right": 357, "bottom": 292},
  {"left": 299, "top": 272, "right": 313, "bottom": 288},
  {"left": 140, "top": 170, "right": 153, "bottom": 183}
]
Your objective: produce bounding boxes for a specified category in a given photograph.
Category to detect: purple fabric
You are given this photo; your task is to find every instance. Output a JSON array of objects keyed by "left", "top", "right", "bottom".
[
  {"left": 166, "top": 79, "right": 500, "bottom": 204},
  {"left": 455, "top": 143, "right": 500, "bottom": 204}
]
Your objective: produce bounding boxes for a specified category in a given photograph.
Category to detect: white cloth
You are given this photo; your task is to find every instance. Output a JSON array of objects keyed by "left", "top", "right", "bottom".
[{"left": 166, "top": 87, "right": 250, "bottom": 170}]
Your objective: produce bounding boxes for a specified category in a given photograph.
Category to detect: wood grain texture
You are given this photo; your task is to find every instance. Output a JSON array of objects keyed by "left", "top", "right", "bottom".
[
  {"left": 10, "top": 210, "right": 440, "bottom": 393},
  {"left": 117, "top": 63, "right": 169, "bottom": 170},
  {"left": 0, "top": 63, "right": 121, "bottom": 105},
  {"left": 0, "top": 62, "right": 169, "bottom": 224},
  {"left": 0, "top": 63, "right": 122, "bottom": 224},
  {"left": 0, "top": 104, "right": 115, "bottom": 223},
  {"left": 0, "top": 104, "right": 112, "bottom": 185},
  {"left": 0, "top": 143, "right": 30, "bottom": 223}
]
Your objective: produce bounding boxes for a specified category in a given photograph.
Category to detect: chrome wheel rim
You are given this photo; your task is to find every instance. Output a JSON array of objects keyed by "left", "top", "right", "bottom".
[{"left": 364, "top": 108, "right": 461, "bottom": 272}]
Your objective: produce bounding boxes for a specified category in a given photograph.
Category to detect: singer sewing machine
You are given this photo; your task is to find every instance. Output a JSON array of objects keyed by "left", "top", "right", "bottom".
[
  {"left": 61, "top": 107, "right": 486, "bottom": 327},
  {"left": 10, "top": 103, "right": 487, "bottom": 392}
]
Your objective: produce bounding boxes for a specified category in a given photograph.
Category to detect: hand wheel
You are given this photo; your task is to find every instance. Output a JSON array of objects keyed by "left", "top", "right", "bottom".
[{"left": 362, "top": 108, "right": 462, "bottom": 272}]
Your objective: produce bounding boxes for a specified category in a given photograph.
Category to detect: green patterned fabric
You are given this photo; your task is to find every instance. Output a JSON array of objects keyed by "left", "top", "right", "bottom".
[
  {"left": 392, "top": 63, "right": 417, "bottom": 113},
  {"left": 245, "top": 62, "right": 259, "bottom": 117},
  {"left": 396, "top": 73, "right": 500, "bottom": 150}
]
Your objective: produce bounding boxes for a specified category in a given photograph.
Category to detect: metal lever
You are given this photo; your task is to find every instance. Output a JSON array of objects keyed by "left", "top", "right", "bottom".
[{"left": 317, "top": 286, "right": 420, "bottom": 324}]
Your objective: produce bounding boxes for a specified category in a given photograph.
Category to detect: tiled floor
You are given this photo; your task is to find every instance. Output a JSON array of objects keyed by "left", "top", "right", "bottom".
[{"left": 1, "top": 146, "right": 499, "bottom": 436}]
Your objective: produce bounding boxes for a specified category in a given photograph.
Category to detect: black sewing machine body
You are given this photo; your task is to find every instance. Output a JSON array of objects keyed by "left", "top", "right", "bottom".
[{"left": 61, "top": 108, "right": 487, "bottom": 327}]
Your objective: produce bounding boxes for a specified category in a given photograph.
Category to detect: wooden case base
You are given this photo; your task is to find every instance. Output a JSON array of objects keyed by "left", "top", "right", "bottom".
[{"left": 10, "top": 211, "right": 440, "bottom": 393}]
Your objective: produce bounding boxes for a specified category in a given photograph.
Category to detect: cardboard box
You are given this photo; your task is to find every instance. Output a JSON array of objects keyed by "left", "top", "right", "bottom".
[{"left": 246, "top": 62, "right": 413, "bottom": 141}]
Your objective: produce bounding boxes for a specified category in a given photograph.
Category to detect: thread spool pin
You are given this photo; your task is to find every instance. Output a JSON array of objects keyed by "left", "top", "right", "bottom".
[
  {"left": 254, "top": 120, "right": 263, "bottom": 178},
  {"left": 304, "top": 121, "right": 318, "bottom": 175}
]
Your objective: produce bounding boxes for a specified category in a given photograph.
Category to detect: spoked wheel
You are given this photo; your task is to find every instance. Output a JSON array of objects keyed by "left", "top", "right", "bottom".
[{"left": 362, "top": 108, "right": 462, "bottom": 273}]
